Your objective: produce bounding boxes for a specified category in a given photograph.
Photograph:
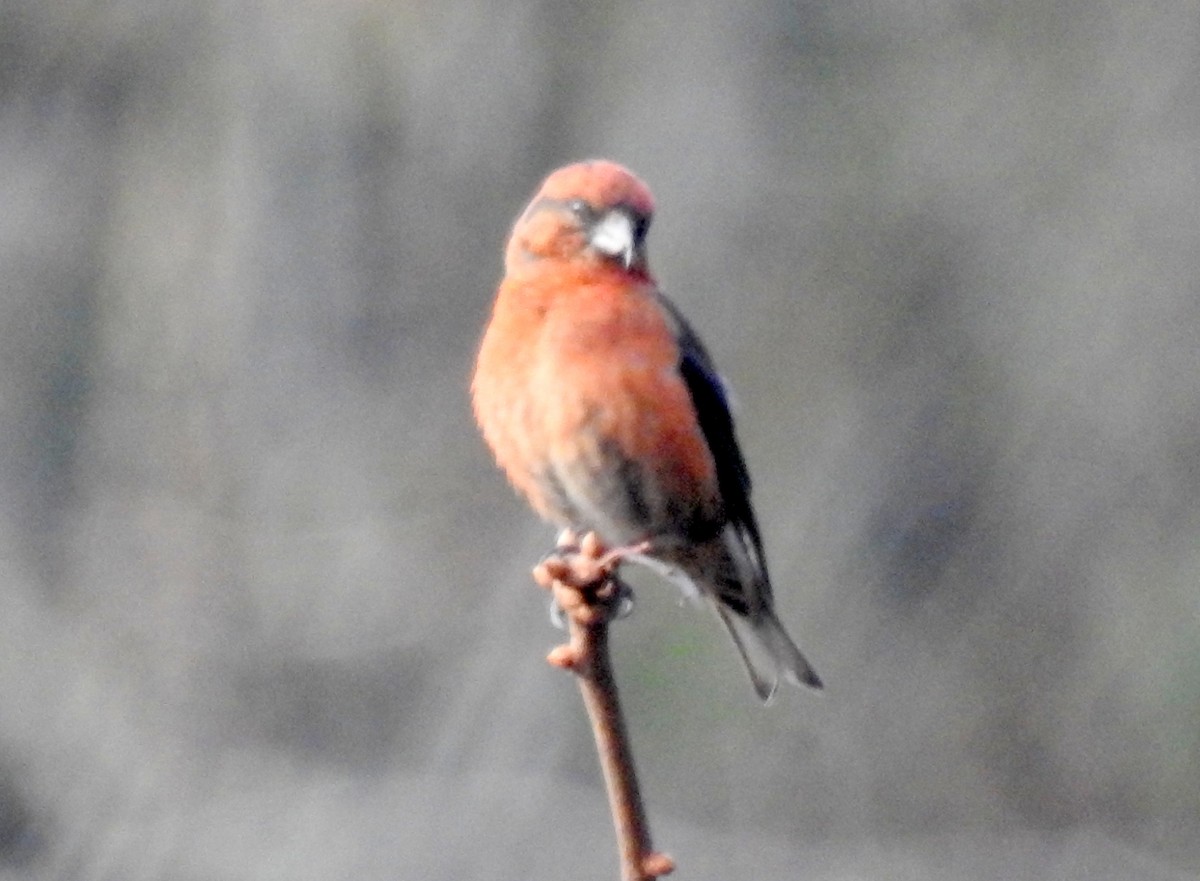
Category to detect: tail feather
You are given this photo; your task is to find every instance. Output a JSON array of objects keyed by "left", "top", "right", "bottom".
[{"left": 715, "top": 605, "right": 823, "bottom": 702}]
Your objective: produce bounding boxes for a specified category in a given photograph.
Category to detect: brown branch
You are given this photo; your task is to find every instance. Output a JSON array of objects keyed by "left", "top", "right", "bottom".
[{"left": 533, "top": 532, "right": 676, "bottom": 881}]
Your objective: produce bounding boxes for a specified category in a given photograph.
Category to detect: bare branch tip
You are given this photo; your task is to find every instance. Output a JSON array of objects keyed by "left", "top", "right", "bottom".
[
  {"left": 531, "top": 531, "right": 672, "bottom": 878},
  {"left": 642, "top": 851, "right": 676, "bottom": 877},
  {"left": 546, "top": 644, "right": 580, "bottom": 669}
]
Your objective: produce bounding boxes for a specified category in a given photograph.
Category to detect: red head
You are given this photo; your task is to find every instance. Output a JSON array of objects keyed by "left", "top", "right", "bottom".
[{"left": 504, "top": 160, "right": 656, "bottom": 276}]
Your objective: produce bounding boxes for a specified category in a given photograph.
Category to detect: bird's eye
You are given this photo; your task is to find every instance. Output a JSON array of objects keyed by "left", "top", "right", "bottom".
[{"left": 566, "top": 199, "right": 592, "bottom": 219}]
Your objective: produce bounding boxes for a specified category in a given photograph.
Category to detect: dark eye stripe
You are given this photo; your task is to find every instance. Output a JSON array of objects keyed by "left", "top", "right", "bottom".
[
  {"left": 522, "top": 196, "right": 599, "bottom": 225},
  {"left": 521, "top": 196, "right": 654, "bottom": 236}
]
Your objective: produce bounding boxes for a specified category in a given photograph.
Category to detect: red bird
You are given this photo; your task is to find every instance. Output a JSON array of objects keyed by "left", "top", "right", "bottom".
[{"left": 472, "top": 160, "right": 821, "bottom": 700}]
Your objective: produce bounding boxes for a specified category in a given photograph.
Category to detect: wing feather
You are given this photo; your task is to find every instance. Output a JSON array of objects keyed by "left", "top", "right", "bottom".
[{"left": 655, "top": 294, "right": 772, "bottom": 599}]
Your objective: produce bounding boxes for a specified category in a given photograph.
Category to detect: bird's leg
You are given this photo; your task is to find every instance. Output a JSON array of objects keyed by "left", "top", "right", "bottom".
[
  {"left": 592, "top": 538, "right": 649, "bottom": 620},
  {"left": 595, "top": 537, "right": 653, "bottom": 571}
]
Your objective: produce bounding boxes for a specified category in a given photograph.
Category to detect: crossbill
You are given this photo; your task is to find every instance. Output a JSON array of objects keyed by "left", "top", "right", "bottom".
[{"left": 471, "top": 160, "right": 821, "bottom": 700}]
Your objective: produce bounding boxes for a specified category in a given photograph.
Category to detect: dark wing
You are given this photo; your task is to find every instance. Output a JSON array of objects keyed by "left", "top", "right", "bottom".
[{"left": 655, "top": 293, "right": 770, "bottom": 586}]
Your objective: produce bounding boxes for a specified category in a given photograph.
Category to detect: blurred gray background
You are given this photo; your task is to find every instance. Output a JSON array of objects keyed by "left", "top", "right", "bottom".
[{"left": 2, "top": 2, "right": 1199, "bottom": 879}]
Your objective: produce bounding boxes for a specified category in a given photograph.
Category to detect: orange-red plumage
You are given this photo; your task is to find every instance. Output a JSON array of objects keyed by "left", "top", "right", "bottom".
[{"left": 472, "top": 159, "right": 820, "bottom": 700}]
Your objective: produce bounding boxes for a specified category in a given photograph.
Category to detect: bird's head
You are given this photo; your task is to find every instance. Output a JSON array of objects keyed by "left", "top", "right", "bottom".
[{"left": 504, "top": 160, "right": 655, "bottom": 275}]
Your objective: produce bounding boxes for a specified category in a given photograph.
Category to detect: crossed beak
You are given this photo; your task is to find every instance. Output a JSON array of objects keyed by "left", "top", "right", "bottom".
[{"left": 589, "top": 210, "right": 639, "bottom": 269}]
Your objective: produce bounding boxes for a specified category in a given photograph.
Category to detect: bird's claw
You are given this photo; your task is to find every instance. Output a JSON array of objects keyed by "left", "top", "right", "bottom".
[{"left": 547, "top": 596, "right": 567, "bottom": 630}]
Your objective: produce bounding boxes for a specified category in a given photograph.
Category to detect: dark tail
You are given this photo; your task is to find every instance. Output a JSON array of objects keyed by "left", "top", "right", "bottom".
[{"left": 715, "top": 604, "right": 823, "bottom": 702}]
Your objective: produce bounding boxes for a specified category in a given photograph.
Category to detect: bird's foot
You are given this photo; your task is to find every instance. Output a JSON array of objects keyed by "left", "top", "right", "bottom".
[
  {"left": 533, "top": 532, "right": 641, "bottom": 642},
  {"left": 546, "top": 579, "right": 633, "bottom": 629}
]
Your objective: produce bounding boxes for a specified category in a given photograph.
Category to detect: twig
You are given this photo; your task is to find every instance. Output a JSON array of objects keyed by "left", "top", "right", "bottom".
[{"left": 533, "top": 532, "right": 676, "bottom": 881}]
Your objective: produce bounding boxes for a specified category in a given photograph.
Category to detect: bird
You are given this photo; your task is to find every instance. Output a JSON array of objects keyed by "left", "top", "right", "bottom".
[{"left": 471, "top": 159, "right": 821, "bottom": 700}]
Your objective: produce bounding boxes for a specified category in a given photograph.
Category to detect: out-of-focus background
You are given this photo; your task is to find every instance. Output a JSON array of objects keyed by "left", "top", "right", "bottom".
[{"left": 2, "top": 2, "right": 1199, "bottom": 879}]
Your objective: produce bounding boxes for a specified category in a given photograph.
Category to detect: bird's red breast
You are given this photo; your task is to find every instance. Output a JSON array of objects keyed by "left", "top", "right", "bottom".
[{"left": 475, "top": 226, "right": 717, "bottom": 530}]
